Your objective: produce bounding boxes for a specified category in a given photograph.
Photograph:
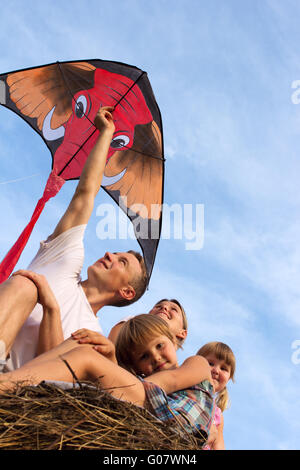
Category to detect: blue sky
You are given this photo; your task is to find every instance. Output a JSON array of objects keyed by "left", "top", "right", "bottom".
[{"left": 0, "top": 0, "right": 300, "bottom": 450}]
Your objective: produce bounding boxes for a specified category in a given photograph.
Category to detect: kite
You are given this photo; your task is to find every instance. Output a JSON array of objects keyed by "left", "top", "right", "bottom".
[{"left": 0, "top": 59, "right": 164, "bottom": 283}]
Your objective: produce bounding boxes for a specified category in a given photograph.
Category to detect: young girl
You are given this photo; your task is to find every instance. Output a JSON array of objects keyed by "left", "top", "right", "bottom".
[
  {"left": 197, "top": 342, "right": 236, "bottom": 450},
  {"left": 115, "top": 314, "right": 214, "bottom": 442},
  {"left": 0, "top": 310, "right": 214, "bottom": 444}
]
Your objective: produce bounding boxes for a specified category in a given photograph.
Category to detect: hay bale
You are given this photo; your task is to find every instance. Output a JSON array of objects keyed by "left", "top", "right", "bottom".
[{"left": 0, "top": 382, "right": 204, "bottom": 450}]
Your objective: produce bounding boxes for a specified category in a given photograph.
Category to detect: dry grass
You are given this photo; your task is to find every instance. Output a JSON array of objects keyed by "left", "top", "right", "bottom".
[{"left": 0, "top": 381, "right": 204, "bottom": 450}]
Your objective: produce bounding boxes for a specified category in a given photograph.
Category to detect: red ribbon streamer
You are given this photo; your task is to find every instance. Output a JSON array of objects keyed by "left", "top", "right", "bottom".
[{"left": 0, "top": 171, "right": 65, "bottom": 283}]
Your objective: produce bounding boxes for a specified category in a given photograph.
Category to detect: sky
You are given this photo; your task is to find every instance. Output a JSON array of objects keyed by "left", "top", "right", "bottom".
[{"left": 0, "top": 0, "right": 300, "bottom": 450}]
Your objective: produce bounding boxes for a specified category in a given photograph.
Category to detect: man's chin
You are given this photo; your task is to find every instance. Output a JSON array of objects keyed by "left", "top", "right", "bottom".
[{"left": 156, "top": 312, "right": 170, "bottom": 321}]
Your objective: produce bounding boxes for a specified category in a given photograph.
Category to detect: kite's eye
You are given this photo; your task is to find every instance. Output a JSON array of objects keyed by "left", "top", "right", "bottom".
[
  {"left": 111, "top": 134, "right": 130, "bottom": 149},
  {"left": 75, "top": 95, "right": 88, "bottom": 118}
]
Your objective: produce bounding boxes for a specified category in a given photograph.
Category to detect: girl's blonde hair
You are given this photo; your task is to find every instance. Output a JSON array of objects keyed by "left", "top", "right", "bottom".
[
  {"left": 197, "top": 342, "right": 236, "bottom": 412},
  {"left": 116, "top": 314, "right": 176, "bottom": 374},
  {"left": 152, "top": 298, "right": 188, "bottom": 346}
]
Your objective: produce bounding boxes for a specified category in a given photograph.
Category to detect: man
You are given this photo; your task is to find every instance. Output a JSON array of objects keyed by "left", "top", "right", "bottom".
[{"left": 0, "top": 106, "right": 147, "bottom": 371}]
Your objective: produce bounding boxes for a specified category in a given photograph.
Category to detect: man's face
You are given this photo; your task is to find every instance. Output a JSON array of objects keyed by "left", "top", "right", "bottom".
[
  {"left": 89, "top": 251, "right": 141, "bottom": 296},
  {"left": 148, "top": 300, "right": 186, "bottom": 341}
]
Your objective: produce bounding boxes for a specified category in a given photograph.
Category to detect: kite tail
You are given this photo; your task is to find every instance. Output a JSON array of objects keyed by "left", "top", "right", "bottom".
[{"left": 0, "top": 171, "right": 65, "bottom": 284}]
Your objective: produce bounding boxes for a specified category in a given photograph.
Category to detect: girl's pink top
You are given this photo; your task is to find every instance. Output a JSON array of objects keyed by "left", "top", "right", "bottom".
[
  {"left": 213, "top": 406, "right": 222, "bottom": 426},
  {"left": 203, "top": 406, "right": 222, "bottom": 450}
]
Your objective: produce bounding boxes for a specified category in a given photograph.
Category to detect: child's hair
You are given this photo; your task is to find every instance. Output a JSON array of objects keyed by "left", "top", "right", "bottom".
[
  {"left": 197, "top": 342, "right": 236, "bottom": 412},
  {"left": 153, "top": 298, "right": 188, "bottom": 345},
  {"left": 115, "top": 313, "right": 176, "bottom": 374}
]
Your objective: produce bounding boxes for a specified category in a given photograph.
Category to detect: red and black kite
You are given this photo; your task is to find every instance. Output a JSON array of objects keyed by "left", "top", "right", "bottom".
[{"left": 0, "top": 59, "right": 164, "bottom": 283}]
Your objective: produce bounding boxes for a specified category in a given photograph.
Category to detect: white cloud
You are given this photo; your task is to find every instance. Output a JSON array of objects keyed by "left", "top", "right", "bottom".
[{"left": 203, "top": 216, "right": 300, "bottom": 327}]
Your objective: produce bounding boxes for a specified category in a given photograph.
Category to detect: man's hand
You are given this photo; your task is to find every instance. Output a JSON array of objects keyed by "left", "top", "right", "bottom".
[
  {"left": 13, "top": 270, "right": 64, "bottom": 355},
  {"left": 71, "top": 329, "right": 117, "bottom": 363},
  {"left": 13, "top": 270, "right": 59, "bottom": 313},
  {"left": 48, "top": 105, "right": 116, "bottom": 240},
  {"left": 94, "top": 106, "right": 115, "bottom": 135}
]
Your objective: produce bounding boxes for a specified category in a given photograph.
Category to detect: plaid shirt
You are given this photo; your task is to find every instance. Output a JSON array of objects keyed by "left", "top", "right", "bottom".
[{"left": 141, "top": 378, "right": 215, "bottom": 440}]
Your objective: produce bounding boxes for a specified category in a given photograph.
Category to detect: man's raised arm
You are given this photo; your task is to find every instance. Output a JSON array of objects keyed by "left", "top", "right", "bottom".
[{"left": 49, "top": 106, "right": 115, "bottom": 240}]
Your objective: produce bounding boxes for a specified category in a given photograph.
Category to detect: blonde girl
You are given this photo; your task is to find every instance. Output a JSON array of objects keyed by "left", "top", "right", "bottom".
[
  {"left": 197, "top": 342, "right": 236, "bottom": 450},
  {"left": 115, "top": 314, "right": 214, "bottom": 442}
]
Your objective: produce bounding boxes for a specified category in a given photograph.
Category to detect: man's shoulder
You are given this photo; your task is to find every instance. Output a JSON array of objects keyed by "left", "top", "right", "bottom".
[
  {"left": 28, "top": 224, "right": 87, "bottom": 274},
  {"left": 43, "top": 224, "right": 88, "bottom": 247}
]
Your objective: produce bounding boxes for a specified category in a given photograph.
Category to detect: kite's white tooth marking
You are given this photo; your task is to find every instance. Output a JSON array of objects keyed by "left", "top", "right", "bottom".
[
  {"left": 0, "top": 81, "right": 6, "bottom": 105},
  {"left": 102, "top": 168, "right": 126, "bottom": 187},
  {"left": 42, "top": 106, "right": 65, "bottom": 141}
]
